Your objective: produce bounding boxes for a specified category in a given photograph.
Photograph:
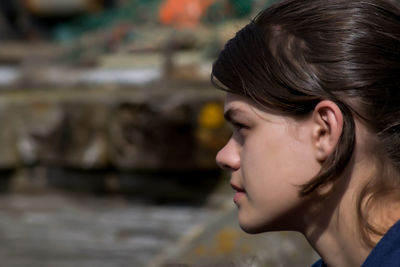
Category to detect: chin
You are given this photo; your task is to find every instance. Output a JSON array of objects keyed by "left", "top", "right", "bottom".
[
  {"left": 239, "top": 224, "right": 262, "bottom": 234},
  {"left": 239, "top": 217, "right": 293, "bottom": 233},
  {"left": 239, "top": 221, "right": 276, "bottom": 234}
]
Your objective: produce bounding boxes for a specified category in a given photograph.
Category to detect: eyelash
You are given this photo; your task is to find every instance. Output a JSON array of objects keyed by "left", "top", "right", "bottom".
[{"left": 232, "top": 122, "right": 248, "bottom": 131}]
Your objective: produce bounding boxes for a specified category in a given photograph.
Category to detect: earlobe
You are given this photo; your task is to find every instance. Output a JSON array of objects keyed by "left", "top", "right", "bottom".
[{"left": 312, "top": 100, "right": 344, "bottom": 162}]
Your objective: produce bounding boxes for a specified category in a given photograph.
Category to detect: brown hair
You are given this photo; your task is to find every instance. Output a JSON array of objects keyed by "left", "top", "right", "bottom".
[{"left": 212, "top": 0, "right": 400, "bottom": 247}]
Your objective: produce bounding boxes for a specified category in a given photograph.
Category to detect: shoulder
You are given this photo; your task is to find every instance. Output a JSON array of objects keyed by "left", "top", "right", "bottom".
[
  {"left": 362, "top": 221, "right": 400, "bottom": 267},
  {"left": 310, "top": 259, "right": 327, "bottom": 267}
]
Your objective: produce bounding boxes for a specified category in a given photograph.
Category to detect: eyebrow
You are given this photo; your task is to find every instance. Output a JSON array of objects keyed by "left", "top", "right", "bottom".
[{"left": 223, "top": 108, "right": 241, "bottom": 123}]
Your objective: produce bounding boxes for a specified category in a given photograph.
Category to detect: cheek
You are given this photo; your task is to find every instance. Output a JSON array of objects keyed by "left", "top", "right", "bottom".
[
  {"left": 242, "top": 130, "right": 319, "bottom": 188},
  {"left": 279, "top": 144, "right": 319, "bottom": 185},
  {"left": 240, "top": 137, "right": 286, "bottom": 192}
]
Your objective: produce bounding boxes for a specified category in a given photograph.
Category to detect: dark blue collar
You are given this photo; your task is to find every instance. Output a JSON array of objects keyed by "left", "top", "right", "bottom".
[
  {"left": 362, "top": 220, "right": 400, "bottom": 267},
  {"left": 311, "top": 220, "right": 400, "bottom": 267}
]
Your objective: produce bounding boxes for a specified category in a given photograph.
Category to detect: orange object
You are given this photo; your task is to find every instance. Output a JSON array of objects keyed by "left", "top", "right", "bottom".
[{"left": 159, "top": 0, "right": 215, "bottom": 28}]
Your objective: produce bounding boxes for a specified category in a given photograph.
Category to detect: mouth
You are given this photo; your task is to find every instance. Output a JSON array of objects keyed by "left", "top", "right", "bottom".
[
  {"left": 231, "top": 183, "right": 246, "bottom": 193},
  {"left": 231, "top": 183, "right": 246, "bottom": 204}
]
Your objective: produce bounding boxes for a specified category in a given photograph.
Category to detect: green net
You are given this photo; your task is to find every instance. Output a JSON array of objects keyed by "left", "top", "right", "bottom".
[{"left": 54, "top": 0, "right": 161, "bottom": 42}]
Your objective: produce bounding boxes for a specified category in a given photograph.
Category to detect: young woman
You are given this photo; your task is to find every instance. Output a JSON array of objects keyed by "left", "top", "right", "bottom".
[{"left": 211, "top": 0, "right": 400, "bottom": 266}]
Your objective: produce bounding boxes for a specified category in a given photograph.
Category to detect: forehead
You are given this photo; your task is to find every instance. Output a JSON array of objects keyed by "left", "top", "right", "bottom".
[
  {"left": 223, "top": 93, "right": 297, "bottom": 125},
  {"left": 224, "top": 93, "right": 256, "bottom": 111},
  {"left": 224, "top": 93, "right": 275, "bottom": 117},
  {"left": 224, "top": 93, "right": 271, "bottom": 122}
]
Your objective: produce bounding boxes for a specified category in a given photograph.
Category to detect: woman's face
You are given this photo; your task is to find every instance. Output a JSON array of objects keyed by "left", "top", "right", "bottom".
[{"left": 216, "top": 93, "right": 322, "bottom": 233}]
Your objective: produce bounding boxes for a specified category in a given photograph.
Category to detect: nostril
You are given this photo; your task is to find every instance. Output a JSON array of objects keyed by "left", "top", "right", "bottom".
[
  {"left": 215, "top": 149, "right": 229, "bottom": 170},
  {"left": 215, "top": 157, "right": 225, "bottom": 169},
  {"left": 216, "top": 159, "right": 227, "bottom": 171},
  {"left": 216, "top": 154, "right": 238, "bottom": 171},
  {"left": 220, "top": 163, "right": 233, "bottom": 171},
  {"left": 215, "top": 155, "right": 224, "bottom": 170}
]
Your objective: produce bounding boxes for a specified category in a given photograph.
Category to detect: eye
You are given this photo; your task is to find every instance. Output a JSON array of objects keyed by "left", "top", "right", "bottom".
[{"left": 232, "top": 122, "right": 248, "bottom": 133}]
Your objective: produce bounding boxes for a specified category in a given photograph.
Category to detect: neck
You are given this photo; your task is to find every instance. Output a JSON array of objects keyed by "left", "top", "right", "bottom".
[
  {"left": 299, "top": 122, "right": 400, "bottom": 267},
  {"left": 301, "top": 161, "right": 374, "bottom": 267},
  {"left": 304, "top": 213, "right": 370, "bottom": 267}
]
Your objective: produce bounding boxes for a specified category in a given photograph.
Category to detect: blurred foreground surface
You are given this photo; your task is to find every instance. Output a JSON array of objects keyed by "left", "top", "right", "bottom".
[
  {"left": 0, "top": 192, "right": 219, "bottom": 267},
  {"left": 0, "top": 178, "right": 318, "bottom": 267}
]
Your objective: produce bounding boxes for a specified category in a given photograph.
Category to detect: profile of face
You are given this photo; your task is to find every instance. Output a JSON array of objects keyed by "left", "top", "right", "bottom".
[
  {"left": 212, "top": 0, "right": 400, "bottom": 255},
  {"left": 216, "top": 93, "right": 343, "bottom": 233}
]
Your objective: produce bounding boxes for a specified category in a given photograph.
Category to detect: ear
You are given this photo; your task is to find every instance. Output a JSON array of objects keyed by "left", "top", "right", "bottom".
[{"left": 312, "top": 100, "right": 343, "bottom": 162}]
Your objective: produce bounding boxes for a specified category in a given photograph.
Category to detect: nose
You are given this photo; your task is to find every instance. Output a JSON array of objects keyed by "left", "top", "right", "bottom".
[{"left": 216, "top": 138, "right": 240, "bottom": 171}]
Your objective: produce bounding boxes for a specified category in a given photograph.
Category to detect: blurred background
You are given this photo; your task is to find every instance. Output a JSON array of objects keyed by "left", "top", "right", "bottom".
[{"left": 0, "top": 0, "right": 317, "bottom": 266}]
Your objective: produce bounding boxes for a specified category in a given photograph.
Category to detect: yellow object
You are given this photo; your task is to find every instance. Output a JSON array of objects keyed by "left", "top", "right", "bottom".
[
  {"left": 198, "top": 102, "right": 224, "bottom": 129},
  {"left": 194, "top": 244, "right": 207, "bottom": 256},
  {"left": 215, "top": 228, "right": 239, "bottom": 254}
]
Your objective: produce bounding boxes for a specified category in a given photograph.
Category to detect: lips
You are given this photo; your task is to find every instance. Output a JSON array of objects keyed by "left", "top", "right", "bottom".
[
  {"left": 231, "top": 183, "right": 246, "bottom": 204},
  {"left": 231, "top": 183, "right": 245, "bottom": 193}
]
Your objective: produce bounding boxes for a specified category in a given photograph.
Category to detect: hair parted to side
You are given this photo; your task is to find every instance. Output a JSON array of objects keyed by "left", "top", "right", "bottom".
[{"left": 212, "top": 0, "right": 400, "bottom": 247}]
